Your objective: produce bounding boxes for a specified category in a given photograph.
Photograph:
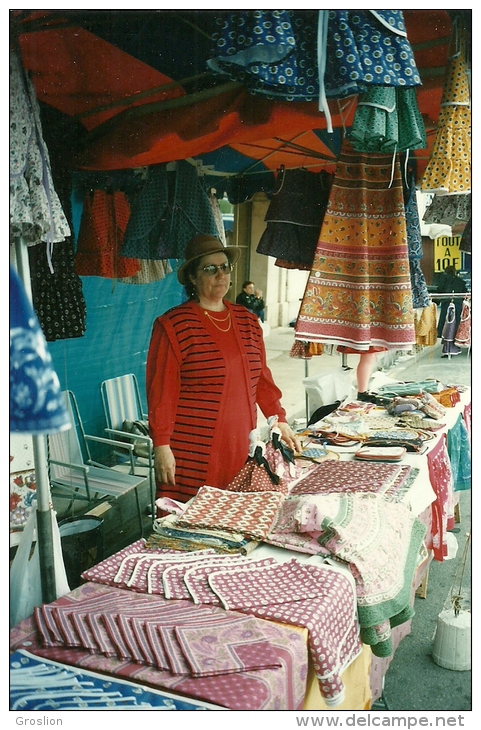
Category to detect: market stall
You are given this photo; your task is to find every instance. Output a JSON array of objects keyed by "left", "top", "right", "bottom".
[{"left": 10, "top": 9, "right": 471, "bottom": 712}]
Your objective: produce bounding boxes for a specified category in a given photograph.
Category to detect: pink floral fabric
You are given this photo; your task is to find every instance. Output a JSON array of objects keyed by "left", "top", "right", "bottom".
[
  {"left": 175, "top": 617, "right": 281, "bottom": 677},
  {"left": 178, "top": 486, "right": 285, "bottom": 540},
  {"left": 184, "top": 557, "right": 276, "bottom": 605},
  {"left": 81, "top": 541, "right": 215, "bottom": 591}
]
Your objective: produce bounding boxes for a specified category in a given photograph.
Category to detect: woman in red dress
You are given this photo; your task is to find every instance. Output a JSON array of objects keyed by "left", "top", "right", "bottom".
[{"left": 146, "top": 234, "right": 300, "bottom": 504}]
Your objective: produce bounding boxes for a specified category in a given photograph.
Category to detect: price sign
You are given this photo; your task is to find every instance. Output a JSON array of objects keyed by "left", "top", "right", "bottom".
[{"left": 434, "top": 235, "right": 462, "bottom": 273}]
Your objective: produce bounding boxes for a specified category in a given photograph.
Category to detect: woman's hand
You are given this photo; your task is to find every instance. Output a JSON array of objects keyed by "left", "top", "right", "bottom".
[
  {"left": 277, "top": 421, "right": 302, "bottom": 455},
  {"left": 153, "top": 445, "right": 176, "bottom": 486}
]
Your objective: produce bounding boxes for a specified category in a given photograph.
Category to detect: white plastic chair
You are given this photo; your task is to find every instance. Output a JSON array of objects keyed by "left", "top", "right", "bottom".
[
  {"left": 100, "top": 374, "right": 155, "bottom": 521},
  {"left": 48, "top": 390, "right": 146, "bottom": 536}
]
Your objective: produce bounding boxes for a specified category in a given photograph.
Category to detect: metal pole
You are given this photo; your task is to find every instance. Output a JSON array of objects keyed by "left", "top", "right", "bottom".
[{"left": 13, "top": 238, "right": 58, "bottom": 604}]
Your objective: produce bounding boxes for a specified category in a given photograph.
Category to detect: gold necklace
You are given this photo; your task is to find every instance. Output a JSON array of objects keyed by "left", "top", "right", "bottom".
[{"left": 204, "top": 309, "right": 232, "bottom": 332}]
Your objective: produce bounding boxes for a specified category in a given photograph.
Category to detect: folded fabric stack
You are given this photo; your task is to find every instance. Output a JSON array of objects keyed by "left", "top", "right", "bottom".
[
  {"left": 10, "top": 579, "right": 311, "bottom": 711},
  {"left": 267, "top": 475, "right": 426, "bottom": 657},
  {"left": 34, "top": 588, "right": 283, "bottom": 678},
  {"left": 79, "top": 536, "right": 360, "bottom": 706}
]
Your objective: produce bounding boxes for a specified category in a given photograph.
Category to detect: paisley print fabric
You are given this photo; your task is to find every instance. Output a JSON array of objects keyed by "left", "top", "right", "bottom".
[
  {"left": 295, "top": 140, "right": 415, "bottom": 350},
  {"left": 177, "top": 486, "right": 285, "bottom": 541}
]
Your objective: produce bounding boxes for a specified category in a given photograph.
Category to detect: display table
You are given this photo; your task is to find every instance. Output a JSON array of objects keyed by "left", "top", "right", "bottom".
[{"left": 9, "top": 390, "right": 470, "bottom": 712}]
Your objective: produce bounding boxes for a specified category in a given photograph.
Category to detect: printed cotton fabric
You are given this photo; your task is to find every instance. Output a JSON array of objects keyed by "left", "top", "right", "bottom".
[
  {"left": 419, "top": 30, "right": 471, "bottom": 195},
  {"left": 206, "top": 559, "right": 361, "bottom": 706},
  {"left": 295, "top": 141, "right": 415, "bottom": 350},
  {"left": 177, "top": 485, "right": 285, "bottom": 540},
  {"left": 10, "top": 266, "right": 70, "bottom": 435},
  {"left": 11, "top": 582, "right": 308, "bottom": 711}
]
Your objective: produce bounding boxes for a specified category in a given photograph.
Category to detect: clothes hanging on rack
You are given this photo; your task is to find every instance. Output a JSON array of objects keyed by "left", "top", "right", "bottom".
[
  {"left": 9, "top": 50, "right": 71, "bottom": 248},
  {"left": 256, "top": 169, "right": 333, "bottom": 269},
  {"left": 27, "top": 104, "right": 87, "bottom": 341},
  {"left": 403, "top": 166, "right": 430, "bottom": 309},
  {"left": 435, "top": 272, "right": 468, "bottom": 338},
  {"left": 422, "top": 193, "right": 471, "bottom": 226},
  {"left": 295, "top": 140, "right": 415, "bottom": 350},
  {"left": 349, "top": 86, "right": 426, "bottom": 154},
  {"left": 454, "top": 299, "right": 471, "bottom": 349},
  {"left": 414, "top": 303, "right": 438, "bottom": 348},
  {"left": 120, "top": 161, "right": 219, "bottom": 260},
  {"left": 118, "top": 259, "right": 173, "bottom": 285},
  {"left": 75, "top": 190, "right": 141, "bottom": 279},
  {"left": 419, "top": 23, "right": 471, "bottom": 195},
  {"left": 440, "top": 302, "right": 462, "bottom": 357}
]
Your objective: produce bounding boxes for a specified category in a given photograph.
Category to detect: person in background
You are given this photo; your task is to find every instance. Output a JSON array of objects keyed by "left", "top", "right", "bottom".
[
  {"left": 435, "top": 265, "right": 468, "bottom": 337},
  {"left": 236, "top": 280, "right": 265, "bottom": 322},
  {"left": 146, "top": 234, "right": 301, "bottom": 505}
]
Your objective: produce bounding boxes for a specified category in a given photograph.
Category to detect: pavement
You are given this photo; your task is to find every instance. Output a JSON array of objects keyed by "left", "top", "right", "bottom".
[{"left": 264, "top": 326, "right": 472, "bottom": 712}]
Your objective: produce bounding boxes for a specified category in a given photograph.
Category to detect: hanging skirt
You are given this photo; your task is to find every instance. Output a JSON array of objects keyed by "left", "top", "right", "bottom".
[{"left": 295, "top": 141, "right": 415, "bottom": 350}]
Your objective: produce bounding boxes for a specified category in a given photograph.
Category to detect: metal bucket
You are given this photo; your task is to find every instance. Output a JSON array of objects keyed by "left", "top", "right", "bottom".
[{"left": 59, "top": 516, "right": 104, "bottom": 589}]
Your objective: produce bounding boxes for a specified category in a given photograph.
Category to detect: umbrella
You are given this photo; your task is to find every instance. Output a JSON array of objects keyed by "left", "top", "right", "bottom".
[{"left": 12, "top": 9, "right": 456, "bottom": 178}]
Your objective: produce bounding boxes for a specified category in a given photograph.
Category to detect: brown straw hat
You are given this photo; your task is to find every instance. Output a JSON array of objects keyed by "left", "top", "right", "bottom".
[{"left": 177, "top": 234, "right": 240, "bottom": 285}]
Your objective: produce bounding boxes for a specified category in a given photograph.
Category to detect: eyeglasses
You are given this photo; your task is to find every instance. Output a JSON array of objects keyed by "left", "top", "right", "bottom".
[{"left": 201, "top": 263, "right": 234, "bottom": 276}]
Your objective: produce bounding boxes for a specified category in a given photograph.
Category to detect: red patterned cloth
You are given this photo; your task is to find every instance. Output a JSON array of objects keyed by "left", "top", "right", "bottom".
[
  {"left": 11, "top": 583, "right": 308, "bottom": 711},
  {"left": 177, "top": 485, "right": 285, "bottom": 540},
  {"left": 289, "top": 460, "right": 403, "bottom": 496},
  {"left": 206, "top": 560, "right": 361, "bottom": 706},
  {"left": 162, "top": 555, "right": 276, "bottom": 602},
  {"left": 225, "top": 459, "right": 288, "bottom": 494},
  {"left": 427, "top": 434, "right": 455, "bottom": 561},
  {"left": 81, "top": 539, "right": 214, "bottom": 590}
]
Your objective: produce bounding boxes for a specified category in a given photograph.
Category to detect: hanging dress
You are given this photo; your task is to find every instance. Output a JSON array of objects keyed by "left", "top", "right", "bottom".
[
  {"left": 9, "top": 50, "right": 71, "bottom": 250},
  {"left": 422, "top": 193, "right": 471, "bottom": 227},
  {"left": 120, "top": 161, "right": 219, "bottom": 261},
  {"left": 440, "top": 303, "right": 462, "bottom": 356},
  {"left": 75, "top": 190, "right": 140, "bottom": 279},
  {"left": 324, "top": 11, "right": 421, "bottom": 99},
  {"left": 403, "top": 168, "right": 430, "bottom": 309},
  {"left": 295, "top": 140, "right": 415, "bottom": 351},
  {"left": 419, "top": 27, "right": 471, "bottom": 195},
  {"left": 350, "top": 86, "right": 426, "bottom": 154},
  {"left": 26, "top": 103, "right": 87, "bottom": 341},
  {"left": 207, "top": 10, "right": 319, "bottom": 103},
  {"left": 256, "top": 169, "right": 333, "bottom": 269},
  {"left": 454, "top": 299, "right": 471, "bottom": 348}
]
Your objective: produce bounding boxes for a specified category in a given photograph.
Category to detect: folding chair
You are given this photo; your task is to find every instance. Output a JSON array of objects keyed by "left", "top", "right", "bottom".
[
  {"left": 48, "top": 390, "right": 146, "bottom": 537},
  {"left": 100, "top": 374, "right": 155, "bottom": 521}
]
